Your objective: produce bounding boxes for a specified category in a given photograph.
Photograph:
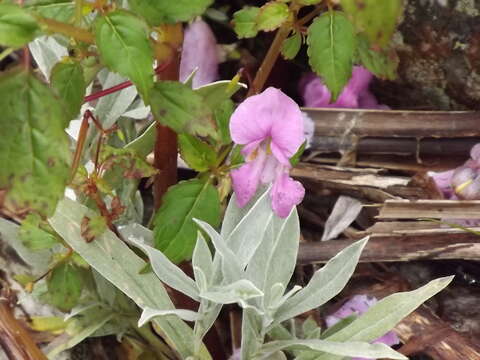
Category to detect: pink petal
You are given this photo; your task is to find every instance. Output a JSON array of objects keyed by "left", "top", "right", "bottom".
[
  {"left": 299, "top": 73, "right": 332, "bottom": 108},
  {"left": 260, "top": 154, "right": 280, "bottom": 184},
  {"left": 231, "top": 150, "right": 267, "bottom": 207},
  {"left": 270, "top": 172, "right": 305, "bottom": 218},
  {"left": 470, "top": 143, "right": 480, "bottom": 161},
  {"left": 230, "top": 88, "right": 304, "bottom": 162},
  {"left": 179, "top": 20, "right": 219, "bottom": 88},
  {"left": 430, "top": 169, "right": 455, "bottom": 199}
]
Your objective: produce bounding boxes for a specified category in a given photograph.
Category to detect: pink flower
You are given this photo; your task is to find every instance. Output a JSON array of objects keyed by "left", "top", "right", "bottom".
[
  {"left": 179, "top": 20, "right": 219, "bottom": 88},
  {"left": 326, "top": 295, "right": 400, "bottom": 360},
  {"left": 230, "top": 87, "right": 305, "bottom": 218},
  {"left": 299, "top": 66, "right": 389, "bottom": 109}
]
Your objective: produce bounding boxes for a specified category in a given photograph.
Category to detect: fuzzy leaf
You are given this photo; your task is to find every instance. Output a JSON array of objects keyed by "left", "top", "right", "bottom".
[
  {"left": 307, "top": 11, "right": 356, "bottom": 100},
  {"left": 94, "top": 10, "right": 154, "bottom": 100},
  {"left": 200, "top": 279, "right": 263, "bottom": 305},
  {"left": 139, "top": 307, "right": 200, "bottom": 326},
  {"left": 128, "top": 0, "right": 213, "bottom": 25},
  {"left": 0, "top": 67, "right": 70, "bottom": 218},
  {"left": 150, "top": 81, "right": 216, "bottom": 137},
  {"left": 233, "top": 7, "right": 260, "bottom": 38},
  {"left": 153, "top": 179, "right": 221, "bottom": 263},
  {"left": 273, "top": 238, "right": 368, "bottom": 325},
  {"left": 341, "top": 0, "right": 402, "bottom": 49},
  {"left": 281, "top": 32, "right": 302, "bottom": 60},
  {"left": 50, "top": 60, "right": 86, "bottom": 121},
  {"left": 257, "top": 2, "right": 290, "bottom": 32},
  {"left": 0, "top": 4, "right": 40, "bottom": 47}
]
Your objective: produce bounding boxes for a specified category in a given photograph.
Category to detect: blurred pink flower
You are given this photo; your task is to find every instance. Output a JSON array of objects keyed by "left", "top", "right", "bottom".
[
  {"left": 326, "top": 295, "right": 400, "bottom": 360},
  {"left": 179, "top": 20, "right": 219, "bottom": 88},
  {"left": 299, "top": 66, "right": 389, "bottom": 109},
  {"left": 230, "top": 87, "right": 305, "bottom": 218}
]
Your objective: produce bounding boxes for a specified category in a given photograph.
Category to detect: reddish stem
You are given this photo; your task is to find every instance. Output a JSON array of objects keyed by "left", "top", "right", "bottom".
[{"left": 83, "top": 60, "right": 172, "bottom": 103}]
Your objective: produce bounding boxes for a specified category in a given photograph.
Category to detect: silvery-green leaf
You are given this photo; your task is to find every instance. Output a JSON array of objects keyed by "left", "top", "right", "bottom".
[
  {"left": 194, "top": 219, "right": 243, "bottom": 283},
  {"left": 241, "top": 307, "right": 263, "bottom": 360},
  {"left": 48, "top": 198, "right": 211, "bottom": 360},
  {"left": 29, "top": 36, "right": 68, "bottom": 79},
  {"left": 321, "top": 196, "right": 362, "bottom": 241},
  {"left": 118, "top": 222, "right": 154, "bottom": 247},
  {"left": 221, "top": 186, "right": 269, "bottom": 239},
  {"left": 128, "top": 239, "right": 200, "bottom": 302},
  {"left": 93, "top": 269, "right": 117, "bottom": 307},
  {"left": 273, "top": 238, "right": 368, "bottom": 325},
  {"left": 139, "top": 307, "right": 200, "bottom": 326},
  {"left": 194, "top": 301, "right": 222, "bottom": 353},
  {"left": 47, "top": 311, "right": 114, "bottom": 359},
  {"left": 124, "top": 120, "right": 156, "bottom": 158},
  {"left": 0, "top": 218, "right": 53, "bottom": 273},
  {"left": 302, "top": 317, "right": 321, "bottom": 339},
  {"left": 247, "top": 208, "right": 299, "bottom": 306},
  {"left": 200, "top": 279, "right": 263, "bottom": 306},
  {"left": 94, "top": 70, "right": 138, "bottom": 129},
  {"left": 223, "top": 187, "right": 273, "bottom": 267},
  {"left": 260, "top": 339, "right": 407, "bottom": 359},
  {"left": 270, "top": 285, "right": 302, "bottom": 312},
  {"left": 192, "top": 233, "right": 213, "bottom": 289},
  {"left": 122, "top": 99, "right": 150, "bottom": 119},
  {"left": 320, "top": 276, "right": 453, "bottom": 344}
]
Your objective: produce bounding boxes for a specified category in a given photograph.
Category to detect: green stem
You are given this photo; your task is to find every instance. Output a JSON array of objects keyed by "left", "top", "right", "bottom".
[{"left": 38, "top": 17, "right": 95, "bottom": 44}]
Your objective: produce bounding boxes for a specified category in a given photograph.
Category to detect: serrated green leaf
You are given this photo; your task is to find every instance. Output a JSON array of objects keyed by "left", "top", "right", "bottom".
[
  {"left": 151, "top": 81, "right": 216, "bottom": 137},
  {"left": 128, "top": 0, "right": 212, "bottom": 25},
  {"left": 50, "top": 60, "right": 86, "bottom": 121},
  {"left": 178, "top": 134, "right": 217, "bottom": 172},
  {"left": 94, "top": 10, "right": 154, "bottom": 101},
  {"left": 357, "top": 34, "right": 398, "bottom": 80},
  {"left": 307, "top": 11, "right": 356, "bottom": 100},
  {"left": 233, "top": 7, "right": 260, "bottom": 38},
  {"left": 341, "top": 0, "right": 402, "bottom": 49},
  {"left": 19, "top": 213, "right": 58, "bottom": 250},
  {"left": 257, "top": 2, "right": 290, "bottom": 32},
  {"left": 281, "top": 32, "right": 302, "bottom": 60},
  {"left": 0, "top": 4, "right": 40, "bottom": 47},
  {"left": 0, "top": 67, "right": 70, "bottom": 219},
  {"left": 47, "top": 262, "right": 83, "bottom": 311},
  {"left": 153, "top": 179, "right": 221, "bottom": 263}
]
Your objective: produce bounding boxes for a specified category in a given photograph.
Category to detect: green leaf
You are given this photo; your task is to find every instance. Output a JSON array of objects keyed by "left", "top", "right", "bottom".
[
  {"left": 233, "top": 7, "right": 260, "bottom": 39},
  {"left": 139, "top": 307, "right": 200, "bottom": 326},
  {"left": 214, "top": 99, "right": 234, "bottom": 144},
  {"left": 297, "top": 0, "right": 322, "bottom": 4},
  {"left": 307, "top": 11, "right": 356, "bottom": 100},
  {"left": 281, "top": 32, "right": 302, "bottom": 60},
  {"left": 19, "top": 213, "right": 58, "bottom": 250},
  {"left": 48, "top": 198, "right": 213, "bottom": 359},
  {"left": 50, "top": 60, "right": 86, "bottom": 121},
  {"left": 0, "top": 67, "right": 70, "bottom": 219},
  {"left": 257, "top": 2, "right": 290, "bottom": 32},
  {"left": 94, "top": 10, "right": 154, "bottom": 101},
  {"left": 178, "top": 134, "right": 217, "bottom": 172},
  {"left": 289, "top": 140, "right": 306, "bottom": 166},
  {"left": 273, "top": 238, "right": 368, "bottom": 325},
  {"left": 260, "top": 339, "right": 407, "bottom": 359},
  {"left": 357, "top": 34, "right": 398, "bottom": 80},
  {"left": 47, "top": 262, "right": 83, "bottom": 311},
  {"left": 154, "top": 179, "right": 221, "bottom": 263},
  {"left": 0, "top": 4, "right": 40, "bottom": 47},
  {"left": 26, "top": 0, "right": 75, "bottom": 23},
  {"left": 150, "top": 81, "right": 215, "bottom": 137},
  {"left": 128, "top": 0, "right": 213, "bottom": 25},
  {"left": 341, "top": 0, "right": 402, "bottom": 49}
]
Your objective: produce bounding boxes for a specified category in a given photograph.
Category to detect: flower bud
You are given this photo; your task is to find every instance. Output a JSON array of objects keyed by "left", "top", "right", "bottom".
[{"left": 452, "top": 166, "right": 480, "bottom": 199}]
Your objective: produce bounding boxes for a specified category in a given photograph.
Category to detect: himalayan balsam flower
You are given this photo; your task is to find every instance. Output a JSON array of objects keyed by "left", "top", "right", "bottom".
[
  {"left": 230, "top": 87, "right": 305, "bottom": 218},
  {"left": 326, "top": 295, "right": 400, "bottom": 360},
  {"left": 299, "top": 66, "right": 389, "bottom": 109},
  {"left": 179, "top": 20, "right": 219, "bottom": 88}
]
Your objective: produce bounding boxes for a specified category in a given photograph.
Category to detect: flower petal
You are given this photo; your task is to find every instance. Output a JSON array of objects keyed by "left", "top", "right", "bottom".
[
  {"left": 231, "top": 150, "right": 267, "bottom": 207},
  {"left": 270, "top": 172, "right": 305, "bottom": 218},
  {"left": 179, "top": 20, "right": 219, "bottom": 88}
]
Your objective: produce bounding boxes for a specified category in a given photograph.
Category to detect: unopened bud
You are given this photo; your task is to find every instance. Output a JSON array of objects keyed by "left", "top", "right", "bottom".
[{"left": 452, "top": 166, "right": 480, "bottom": 199}]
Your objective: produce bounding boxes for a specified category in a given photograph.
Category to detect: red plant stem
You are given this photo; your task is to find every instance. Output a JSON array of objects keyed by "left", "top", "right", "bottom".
[{"left": 83, "top": 60, "right": 172, "bottom": 103}]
